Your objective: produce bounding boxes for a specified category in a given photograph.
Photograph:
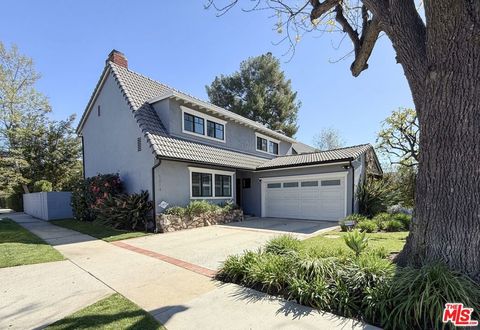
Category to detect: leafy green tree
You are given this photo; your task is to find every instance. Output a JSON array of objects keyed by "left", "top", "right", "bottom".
[
  {"left": 0, "top": 42, "right": 82, "bottom": 194},
  {"left": 312, "top": 127, "right": 345, "bottom": 151},
  {"left": 377, "top": 108, "right": 419, "bottom": 167},
  {"left": 206, "top": 53, "right": 300, "bottom": 137}
]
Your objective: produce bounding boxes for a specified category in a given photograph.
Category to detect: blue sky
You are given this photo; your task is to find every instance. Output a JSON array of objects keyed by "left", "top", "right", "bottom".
[{"left": 0, "top": 0, "right": 413, "bottom": 147}]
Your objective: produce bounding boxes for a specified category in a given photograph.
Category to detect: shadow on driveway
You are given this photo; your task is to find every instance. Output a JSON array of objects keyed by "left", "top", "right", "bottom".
[{"left": 221, "top": 217, "right": 338, "bottom": 235}]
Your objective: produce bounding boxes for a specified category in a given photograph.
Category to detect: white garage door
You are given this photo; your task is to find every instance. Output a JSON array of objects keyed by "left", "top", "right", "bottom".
[{"left": 262, "top": 175, "right": 346, "bottom": 221}]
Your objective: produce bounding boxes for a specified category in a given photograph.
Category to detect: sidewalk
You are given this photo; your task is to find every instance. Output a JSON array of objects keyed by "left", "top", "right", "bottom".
[{"left": 5, "top": 213, "right": 377, "bottom": 329}]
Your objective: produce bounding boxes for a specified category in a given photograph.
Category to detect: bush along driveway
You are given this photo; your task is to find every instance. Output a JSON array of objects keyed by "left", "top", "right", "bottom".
[
  {"left": 0, "top": 217, "right": 64, "bottom": 268},
  {"left": 217, "top": 233, "right": 480, "bottom": 330}
]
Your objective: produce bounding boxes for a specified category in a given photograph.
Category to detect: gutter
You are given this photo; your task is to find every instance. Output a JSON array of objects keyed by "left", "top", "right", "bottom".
[
  {"left": 81, "top": 136, "right": 86, "bottom": 180},
  {"left": 350, "top": 160, "right": 355, "bottom": 214},
  {"left": 151, "top": 158, "right": 162, "bottom": 232}
]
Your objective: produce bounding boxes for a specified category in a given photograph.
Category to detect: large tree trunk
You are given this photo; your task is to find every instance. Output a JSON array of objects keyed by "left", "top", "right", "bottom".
[{"left": 396, "top": 1, "right": 480, "bottom": 281}]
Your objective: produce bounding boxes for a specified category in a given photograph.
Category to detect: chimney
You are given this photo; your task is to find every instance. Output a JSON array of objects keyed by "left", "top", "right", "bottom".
[{"left": 106, "top": 49, "right": 128, "bottom": 68}]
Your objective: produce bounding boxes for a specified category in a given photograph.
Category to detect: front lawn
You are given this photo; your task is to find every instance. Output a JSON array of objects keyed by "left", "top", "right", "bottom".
[
  {"left": 51, "top": 219, "right": 150, "bottom": 242},
  {"left": 0, "top": 218, "right": 64, "bottom": 268},
  {"left": 46, "top": 293, "right": 165, "bottom": 330},
  {"left": 301, "top": 229, "right": 408, "bottom": 256}
]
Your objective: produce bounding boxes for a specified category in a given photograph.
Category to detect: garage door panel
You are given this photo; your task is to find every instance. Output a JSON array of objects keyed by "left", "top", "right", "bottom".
[{"left": 264, "top": 176, "right": 346, "bottom": 221}]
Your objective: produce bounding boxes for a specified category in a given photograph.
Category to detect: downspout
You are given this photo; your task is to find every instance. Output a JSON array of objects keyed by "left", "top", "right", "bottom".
[
  {"left": 151, "top": 158, "right": 161, "bottom": 232},
  {"left": 81, "top": 136, "right": 86, "bottom": 179},
  {"left": 350, "top": 160, "right": 355, "bottom": 214}
]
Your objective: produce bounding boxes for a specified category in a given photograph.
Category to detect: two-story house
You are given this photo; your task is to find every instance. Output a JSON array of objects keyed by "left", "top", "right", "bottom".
[{"left": 77, "top": 50, "right": 382, "bottom": 225}]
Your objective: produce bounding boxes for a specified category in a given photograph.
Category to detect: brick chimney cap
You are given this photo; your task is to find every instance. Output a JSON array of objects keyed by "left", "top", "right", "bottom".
[{"left": 106, "top": 49, "right": 128, "bottom": 68}]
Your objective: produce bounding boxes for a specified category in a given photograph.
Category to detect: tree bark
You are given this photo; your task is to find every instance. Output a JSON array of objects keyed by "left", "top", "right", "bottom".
[{"left": 395, "top": 1, "right": 480, "bottom": 281}]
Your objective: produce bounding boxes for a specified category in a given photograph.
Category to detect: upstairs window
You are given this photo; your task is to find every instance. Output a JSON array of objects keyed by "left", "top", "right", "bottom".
[
  {"left": 256, "top": 133, "right": 279, "bottom": 155},
  {"left": 182, "top": 107, "right": 226, "bottom": 142},
  {"left": 257, "top": 136, "right": 268, "bottom": 152},
  {"left": 184, "top": 113, "right": 204, "bottom": 135},
  {"left": 207, "top": 120, "right": 224, "bottom": 140}
]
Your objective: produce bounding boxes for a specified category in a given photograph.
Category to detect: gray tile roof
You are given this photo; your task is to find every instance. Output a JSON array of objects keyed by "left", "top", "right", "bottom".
[
  {"left": 292, "top": 141, "right": 317, "bottom": 154},
  {"left": 95, "top": 62, "right": 374, "bottom": 171},
  {"left": 109, "top": 63, "right": 268, "bottom": 170},
  {"left": 257, "top": 144, "right": 374, "bottom": 170}
]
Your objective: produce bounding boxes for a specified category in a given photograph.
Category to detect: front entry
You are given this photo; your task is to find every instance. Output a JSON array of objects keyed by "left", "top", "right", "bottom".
[{"left": 261, "top": 174, "right": 347, "bottom": 221}]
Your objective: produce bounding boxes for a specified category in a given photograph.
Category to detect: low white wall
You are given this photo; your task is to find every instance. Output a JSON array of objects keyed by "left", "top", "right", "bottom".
[{"left": 23, "top": 192, "right": 73, "bottom": 221}]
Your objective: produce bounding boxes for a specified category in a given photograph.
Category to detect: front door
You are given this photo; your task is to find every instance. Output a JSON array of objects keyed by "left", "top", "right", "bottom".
[{"left": 236, "top": 178, "right": 242, "bottom": 206}]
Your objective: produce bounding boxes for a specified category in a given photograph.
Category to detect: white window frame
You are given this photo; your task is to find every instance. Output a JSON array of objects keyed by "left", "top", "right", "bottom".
[
  {"left": 260, "top": 172, "right": 348, "bottom": 218},
  {"left": 188, "top": 166, "right": 234, "bottom": 199},
  {"left": 181, "top": 106, "right": 226, "bottom": 143},
  {"left": 255, "top": 132, "right": 280, "bottom": 155}
]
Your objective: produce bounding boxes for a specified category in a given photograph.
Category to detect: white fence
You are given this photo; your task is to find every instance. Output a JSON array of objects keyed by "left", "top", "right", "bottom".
[{"left": 23, "top": 192, "right": 73, "bottom": 221}]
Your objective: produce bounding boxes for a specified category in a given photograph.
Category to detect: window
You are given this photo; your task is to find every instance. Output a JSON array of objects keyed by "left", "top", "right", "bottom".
[
  {"left": 283, "top": 182, "right": 299, "bottom": 188},
  {"left": 184, "top": 113, "right": 204, "bottom": 135},
  {"left": 191, "top": 172, "right": 212, "bottom": 197},
  {"left": 137, "top": 137, "right": 142, "bottom": 152},
  {"left": 97, "top": 105, "right": 101, "bottom": 116},
  {"left": 269, "top": 141, "right": 279, "bottom": 155},
  {"left": 242, "top": 178, "right": 251, "bottom": 189},
  {"left": 189, "top": 167, "right": 234, "bottom": 199},
  {"left": 256, "top": 133, "right": 280, "bottom": 155},
  {"left": 267, "top": 183, "right": 281, "bottom": 188},
  {"left": 257, "top": 136, "right": 268, "bottom": 152},
  {"left": 301, "top": 181, "right": 318, "bottom": 187},
  {"left": 182, "top": 107, "right": 226, "bottom": 142},
  {"left": 207, "top": 120, "right": 224, "bottom": 140},
  {"left": 215, "top": 175, "right": 232, "bottom": 197},
  {"left": 321, "top": 179, "right": 341, "bottom": 186}
]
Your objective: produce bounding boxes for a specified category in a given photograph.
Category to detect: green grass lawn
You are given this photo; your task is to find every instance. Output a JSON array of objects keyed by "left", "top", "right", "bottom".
[
  {"left": 301, "top": 229, "right": 409, "bottom": 255},
  {"left": 0, "top": 218, "right": 64, "bottom": 268},
  {"left": 46, "top": 293, "right": 165, "bottom": 330},
  {"left": 50, "top": 219, "right": 150, "bottom": 242}
]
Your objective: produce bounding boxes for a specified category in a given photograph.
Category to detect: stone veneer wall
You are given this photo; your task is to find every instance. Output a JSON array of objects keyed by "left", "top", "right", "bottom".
[{"left": 156, "top": 209, "right": 243, "bottom": 233}]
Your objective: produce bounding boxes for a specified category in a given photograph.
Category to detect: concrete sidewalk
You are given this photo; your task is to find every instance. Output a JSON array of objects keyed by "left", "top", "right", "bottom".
[{"left": 5, "top": 213, "right": 377, "bottom": 330}]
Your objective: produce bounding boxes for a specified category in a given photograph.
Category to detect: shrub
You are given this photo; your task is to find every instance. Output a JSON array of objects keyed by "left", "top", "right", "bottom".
[
  {"left": 339, "top": 214, "right": 368, "bottom": 231},
  {"left": 384, "top": 220, "right": 404, "bottom": 232},
  {"left": 220, "top": 200, "right": 240, "bottom": 213},
  {"left": 264, "top": 235, "right": 301, "bottom": 255},
  {"left": 357, "top": 176, "right": 396, "bottom": 217},
  {"left": 372, "top": 212, "right": 392, "bottom": 230},
  {"left": 343, "top": 230, "right": 369, "bottom": 257},
  {"left": 33, "top": 180, "right": 53, "bottom": 192},
  {"left": 96, "top": 191, "right": 153, "bottom": 230},
  {"left": 164, "top": 206, "right": 186, "bottom": 217},
  {"left": 185, "top": 200, "right": 220, "bottom": 216},
  {"left": 356, "top": 220, "right": 378, "bottom": 233},
  {"left": 392, "top": 213, "right": 412, "bottom": 230},
  {"left": 71, "top": 173, "right": 122, "bottom": 221},
  {"left": 379, "top": 263, "right": 480, "bottom": 330}
]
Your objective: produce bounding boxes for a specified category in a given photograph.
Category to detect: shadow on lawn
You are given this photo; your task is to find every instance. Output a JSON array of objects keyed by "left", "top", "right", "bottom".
[
  {"left": 45, "top": 310, "right": 160, "bottom": 330},
  {"left": 0, "top": 218, "right": 50, "bottom": 245}
]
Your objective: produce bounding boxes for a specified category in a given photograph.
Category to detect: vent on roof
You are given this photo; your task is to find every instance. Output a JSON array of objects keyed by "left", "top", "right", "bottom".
[
  {"left": 137, "top": 137, "right": 142, "bottom": 152},
  {"left": 97, "top": 105, "right": 101, "bottom": 116}
]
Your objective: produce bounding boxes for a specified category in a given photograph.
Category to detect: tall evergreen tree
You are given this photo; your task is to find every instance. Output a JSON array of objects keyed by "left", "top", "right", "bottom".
[{"left": 206, "top": 53, "right": 300, "bottom": 137}]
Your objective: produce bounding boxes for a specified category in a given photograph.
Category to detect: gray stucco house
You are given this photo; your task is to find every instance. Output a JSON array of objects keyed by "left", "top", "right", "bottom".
[{"left": 77, "top": 50, "right": 382, "bottom": 224}]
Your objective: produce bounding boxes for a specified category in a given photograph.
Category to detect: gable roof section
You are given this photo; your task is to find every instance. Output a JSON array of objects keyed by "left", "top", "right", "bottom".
[
  {"left": 78, "top": 62, "right": 379, "bottom": 171},
  {"left": 256, "top": 144, "right": 375, "bottom": 170}
]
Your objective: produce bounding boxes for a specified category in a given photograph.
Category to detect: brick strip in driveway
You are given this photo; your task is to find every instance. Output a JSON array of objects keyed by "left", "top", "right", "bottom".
[{"left": 111, "top": 241, "right": 217, "bottom": 278}]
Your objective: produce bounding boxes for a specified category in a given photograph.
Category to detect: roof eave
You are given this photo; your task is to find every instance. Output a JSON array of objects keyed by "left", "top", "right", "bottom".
[{"left": 255, "top": 158, "right": 353, "bottom": 171}]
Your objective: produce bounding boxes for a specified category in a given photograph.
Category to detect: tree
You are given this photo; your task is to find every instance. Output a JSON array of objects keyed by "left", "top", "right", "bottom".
[
  {"left": 206, "top": 53, "right": 300, "bottom": 137},
  {"left": 377, "top": 108, "right": 419, "bottom": 167},
  {"left": 0, "top": 42, "right": 82, "bottom": 194},
  {"left": 207, "top": 1, "right": 480, "bottom": 280},
  {"left": 312, "top": 127, "right": 345, "bottom": 150}
]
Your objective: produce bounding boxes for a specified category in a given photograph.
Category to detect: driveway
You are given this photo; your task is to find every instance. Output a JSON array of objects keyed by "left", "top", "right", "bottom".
[
  {"left": 121, "top": 217, "right": 337, "bottom": 271},
  {"left": 4, "top": 213, "right": 373, "bottom": 330}
]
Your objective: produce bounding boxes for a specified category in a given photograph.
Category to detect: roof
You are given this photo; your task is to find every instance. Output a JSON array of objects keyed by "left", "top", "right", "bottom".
[
  {"left": 292, "top": 141, "right": 317, "bottom": 154},
  {"left": 78, "top": 61, "right": 377, "bottom": 171},
  {"left": 256, "top": 144, "right": 374, "bottom": 170}
]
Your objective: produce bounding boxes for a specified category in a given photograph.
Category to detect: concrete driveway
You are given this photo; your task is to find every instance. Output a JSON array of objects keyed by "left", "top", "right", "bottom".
[{"left": 122, "top": 217, "right": 338, "bottom": 271}]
